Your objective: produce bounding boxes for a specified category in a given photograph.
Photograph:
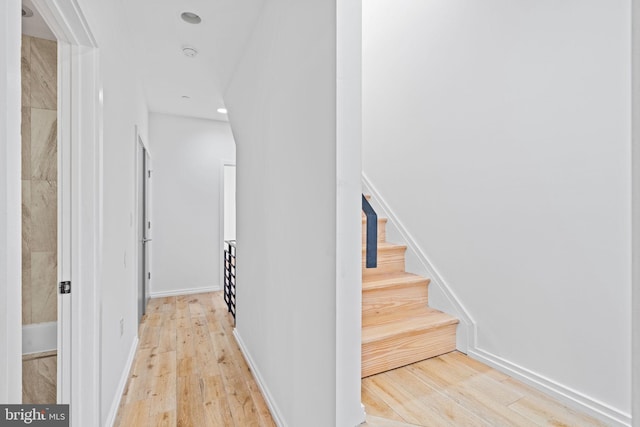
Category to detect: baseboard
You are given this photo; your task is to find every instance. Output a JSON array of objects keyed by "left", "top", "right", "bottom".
[
  {"left": 468, "top": 347, "right": 632, "bottom": 427},
  {"left": 361, "top": 173, "right": 475, "bottom": 352},
  {"left": 22, "top": 322, "right": 57, "bottom": 355},
  {"left": 233, "top": 329, "right": 287, "bottom": 427},
  {"left": 105, "top": 336, "right": 139, "bottom": 427},
  {"left": 149, "top": 285, "right": 220, "bottom": 298}
]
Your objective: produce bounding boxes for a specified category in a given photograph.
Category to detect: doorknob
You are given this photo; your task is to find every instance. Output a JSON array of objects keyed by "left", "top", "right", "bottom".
[{"left": 142, "top": 239, "right": 152, "bottom": 243}]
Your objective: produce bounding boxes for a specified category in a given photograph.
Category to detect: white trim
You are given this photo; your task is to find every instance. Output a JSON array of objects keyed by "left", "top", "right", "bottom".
[
  {"left": 22, "top": 322, "right": 57, "bottom": 355},
  {"left": 33, "top": 0, "right": 102, "bottom": 424},
  {"left": 632, "top": 1, "right": 640, "bottom": 425},
  {"left": 104, "top": 337, "right": 138, "bottom": 427},
  {"left": 337, "top": 0, "right": 366, "bottom": 425},
  {"left": 149, "top": 286, "right": 220, "bottom": 299},
  {"left": 233, "top": 329, "right": 286, "bottom": 427},
  {"left": 468, "top": 347, "right": 632, "bottom": 427},
  {"left": 361, "top": 173, "right": 475, "bottom": 352},
  {"left": 0, "top": 0, "right": 23, "bottom": 404}
]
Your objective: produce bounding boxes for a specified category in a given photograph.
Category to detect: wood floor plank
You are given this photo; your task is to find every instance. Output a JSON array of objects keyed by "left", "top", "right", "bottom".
[
  {"left": 156, "top": 311, "right": 176, "bottom": 353},
  {"left": 385, "top": 368, "right": 489, "bottom": 426},
  {"left": 208, "top": 319, "right": 262, "bottom": 426},
  {"left": 362, "top": 381, "right": 408, "bottom": 423},
  {"left": 200, "top": 375, "right": 235, "bottom": 426},
  {"left": 364, "top": 373, "right": 460, "bottom": 426},
  {"left": 176, "top": 315, "right": 197, "bottom": 361},
  {"left": 406, "top": 359, "right": 536, "bottom": 427},
  {"left": 440, "top": 351, "right": 510, "bottom": 382},
  {"left": 176, "top": 375, "right": 206, "bottom": 427},
  {"left": 205, "top": 296, "right": 275, "bottom": 427},
  {"left": 191, "top": 315, "right": 222, "bottom": 378},
  {"left": 504, "top": 379, "right": 609, "bottom": 427},
  {"left": 118, "top": 399, "right": 152, "bottom": 427},
  {"left": 245, "top": 374, "right": 278, "bottom": 427},
  {"left": 149, "top": 411, "right": 176, "bottom": 427},
  {"left": 364, "top": 352, "right": 606, "bottom": 427}
]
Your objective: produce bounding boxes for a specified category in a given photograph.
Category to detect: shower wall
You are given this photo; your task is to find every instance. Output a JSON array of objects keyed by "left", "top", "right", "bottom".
[
  {"left": 21, "top": 34, "right": 57, "bottom": 330},
  {"left": 21, "top": 34, "right": 58, "bottom": 404}
]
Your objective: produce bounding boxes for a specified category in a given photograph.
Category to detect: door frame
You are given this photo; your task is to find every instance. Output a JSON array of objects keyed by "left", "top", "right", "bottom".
[
  {"left": 135, "top": 130, "right": 151, "bottom": 323},
  {"left": 0, "top": 0, "right": 23, "bottom": 404},
  {"left": 634, "top": 1, "right": 640, "bottom": 425},
  {"left": 32, "top": 0, "right": 102, "bottom": 424}
]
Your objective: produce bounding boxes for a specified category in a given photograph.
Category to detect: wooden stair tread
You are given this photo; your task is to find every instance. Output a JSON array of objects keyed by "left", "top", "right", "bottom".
[
  {"left": 363, "top": 272, "right": 429, "bottom": 291},
  {"left": 362, "top": 242, "right": 406, "bottom": 252},
  {"left": 362, "top": 307, "right": 458, "bottom": 344},
  {"left": 361, "top": 217, "right": 387, "bottom": 224}
]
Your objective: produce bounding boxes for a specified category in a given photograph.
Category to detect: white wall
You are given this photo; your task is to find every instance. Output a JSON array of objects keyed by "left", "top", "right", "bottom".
[
  {"left": 224, "top": 165, "right": 236, "bottom": 241},
  {"left": 224, "top": 0, "right": 362, "bottom": 425},
  {"left": 363, "top": 0, "right": 631, "bottom": 424},
  {"left": 0, "top": 0, "right": 23, "bottom": 404},
  {"left": 149, "top": 113, "right": 235, "bottom": 296},
  {"left": 72, "top": 0, "right": 149, "bottom": 423}
]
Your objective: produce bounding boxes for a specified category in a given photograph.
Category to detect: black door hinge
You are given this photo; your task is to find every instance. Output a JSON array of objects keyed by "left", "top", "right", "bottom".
[{"left": 59, "top": 281, "right": 71, "bottom": 294}]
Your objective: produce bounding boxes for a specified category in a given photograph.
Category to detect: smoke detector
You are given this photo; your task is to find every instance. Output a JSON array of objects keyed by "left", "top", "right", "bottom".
[{"left": 182, "top": 46, "right": 198, "bottom": 58}]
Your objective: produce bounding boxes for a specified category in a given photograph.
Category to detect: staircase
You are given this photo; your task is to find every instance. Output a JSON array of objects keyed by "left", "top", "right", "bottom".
[{"left": 361, "top": 198, "right": 458, "bottom": 378}]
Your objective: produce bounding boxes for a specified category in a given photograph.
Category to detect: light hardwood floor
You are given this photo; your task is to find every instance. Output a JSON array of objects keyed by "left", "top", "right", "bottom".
[
  {"left": 116, "top": 292, "right": 607, "bottom": 427},
  {"left": 114, "top": 293, "right": 275, "bottom": 427},
  {"left": 362, "top": 351, "right": 608, "bottom": 427}
]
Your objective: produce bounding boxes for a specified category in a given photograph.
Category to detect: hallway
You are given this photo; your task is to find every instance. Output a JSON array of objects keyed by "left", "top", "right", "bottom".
[{"left": 114, "top": 293, "right": 275, "bottom": 426}]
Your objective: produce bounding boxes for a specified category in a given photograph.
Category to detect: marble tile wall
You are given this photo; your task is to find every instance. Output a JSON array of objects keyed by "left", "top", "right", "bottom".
[
  {"left": 22, "top": 352, "right": 57, "bottom": 404},
  {"left": 21, "top": 35, "right": 58, "bottom": 327}
]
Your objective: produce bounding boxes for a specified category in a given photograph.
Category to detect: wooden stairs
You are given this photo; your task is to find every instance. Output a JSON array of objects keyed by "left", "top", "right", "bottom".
[{"left": 361, "top": 200, "right": 458, "bottom": 378}]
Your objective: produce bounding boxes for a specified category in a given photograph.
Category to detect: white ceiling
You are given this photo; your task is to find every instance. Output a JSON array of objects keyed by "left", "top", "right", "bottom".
[
  {"left": 21, "top": 0, "right": 55, "bottom": 41},
  {"left": 21, "top": 0, "right": 263, "bottom": 122},
  {"left": 121, "top": 0, "right": 265, "bottom": 122}
]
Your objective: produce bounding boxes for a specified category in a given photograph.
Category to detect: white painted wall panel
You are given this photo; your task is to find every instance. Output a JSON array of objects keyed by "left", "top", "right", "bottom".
[{"left": 224, "top": 1, "right": 362, "bottom": 425}]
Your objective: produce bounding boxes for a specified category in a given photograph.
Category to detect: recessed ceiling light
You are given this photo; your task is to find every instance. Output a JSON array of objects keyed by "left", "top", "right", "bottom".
[
  {"left": 22, "top": 6, "right": 33, "bottom": 17},
  {"left": 181, "top": 12, "right": 201, "bottom": 24},
  {"left": 217, "top": 108, "right": 228, "bottom": 114},
  {"left": 182, "top": 46, "right": 198, "bottom": 58}
]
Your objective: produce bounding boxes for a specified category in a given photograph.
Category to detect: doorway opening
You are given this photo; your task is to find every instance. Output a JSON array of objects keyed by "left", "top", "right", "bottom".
[
  {"left": 136, "top": 135, "right": 152, "bottom": 324},
  {"left": 223, "top": 163, "right": 236, "bottom": 243},
  {"left": 20, "top": 0, "right": 58, "bottom": 404}
]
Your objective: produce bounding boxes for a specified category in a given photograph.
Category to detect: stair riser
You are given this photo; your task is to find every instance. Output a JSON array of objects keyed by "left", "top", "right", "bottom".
[
  {"left": 362, "top": 248, "right": 405, "bottom": 277},
  {"left": 362, "top": 323, "right": 457, "bottom": 378},
  {"left": 362, "top": 219, "right": 386, "bottom": 244},
  {"left": 363, "top": 285, "right": 429, "bottom": 321}
]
